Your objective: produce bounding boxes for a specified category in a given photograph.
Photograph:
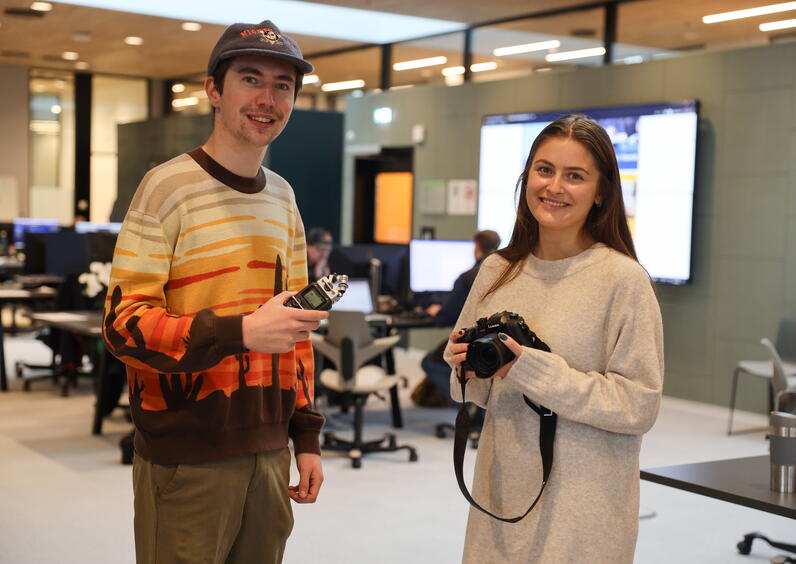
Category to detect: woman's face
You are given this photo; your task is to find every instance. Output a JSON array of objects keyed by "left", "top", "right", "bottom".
[{"left": 525, "top": 136, "right": 601, "bottom": 241}]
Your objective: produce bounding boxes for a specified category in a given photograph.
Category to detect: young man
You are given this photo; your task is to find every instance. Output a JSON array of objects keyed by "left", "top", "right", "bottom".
[{"left": 103, "top": 20, "right": 327, "bottom": 564}]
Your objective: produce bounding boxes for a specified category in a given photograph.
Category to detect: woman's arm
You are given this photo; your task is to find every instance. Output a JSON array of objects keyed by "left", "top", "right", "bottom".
[{"left": 501, "top": 275, "right": 663, "bottom": 435}]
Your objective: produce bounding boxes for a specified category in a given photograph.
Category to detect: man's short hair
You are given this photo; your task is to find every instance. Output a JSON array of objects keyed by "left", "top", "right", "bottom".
[
  {"left": 307, "top": 227, "right": 332, "bottom": 247},
  {"left": 474, "top": 230, "right": 501, "bottom": 255}
]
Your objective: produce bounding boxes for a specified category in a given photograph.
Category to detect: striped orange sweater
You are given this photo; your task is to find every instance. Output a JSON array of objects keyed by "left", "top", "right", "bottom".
[{"left": 103, "top": 148, "right": 323, "bottom": 465}]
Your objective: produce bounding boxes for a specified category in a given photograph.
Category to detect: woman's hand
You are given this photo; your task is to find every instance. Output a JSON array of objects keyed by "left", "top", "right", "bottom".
[
  {"left": 444, "top": 329, "right": 477, "bottom": 380},
  {"left": 491, "top": 333, "right": 523, "bottom": 379}
]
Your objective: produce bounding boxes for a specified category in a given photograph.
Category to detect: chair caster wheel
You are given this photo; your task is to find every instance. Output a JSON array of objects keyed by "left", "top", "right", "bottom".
[
  {"left": 435, "top": 427, "right": 447, "bottom": 439},
  {"left": 23, "top": 380, "right": 31, "bottom": 392},
  {"left": 408, "top": 449, "right": 418, "bottom": 462},
  {"left": 387, "top": 434, "right": 397, "bottom": 448},
  {"left": 351, "top": 457, "right": 362, "bottom": 469}
]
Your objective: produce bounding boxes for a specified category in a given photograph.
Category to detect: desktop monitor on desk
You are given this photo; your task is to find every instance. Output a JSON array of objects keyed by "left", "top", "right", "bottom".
[
  {"left": 75, "top": 221, "right": 122, "bottom": 234},
  {"left": 334, "top": 279, "right": 374, "bottom": 315},
  {"left": 409, "top": 239, "right": 476, "bottom": 293},
  {"left": 328, "top": 243, "right": 408, "bottom": 299},
  {"left": 13, "top": 218, "right": 60, "bottom": 250}
]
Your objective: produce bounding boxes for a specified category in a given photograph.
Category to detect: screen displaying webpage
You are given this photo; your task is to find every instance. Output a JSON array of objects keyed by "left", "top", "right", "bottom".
[{"left": 477, "top": 101, "right": 698, "bottom": 285}]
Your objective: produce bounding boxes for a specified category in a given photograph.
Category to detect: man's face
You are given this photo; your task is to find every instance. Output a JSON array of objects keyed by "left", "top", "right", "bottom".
[{"left": 206, "top": 55, "right": 296, "bottom": 150}]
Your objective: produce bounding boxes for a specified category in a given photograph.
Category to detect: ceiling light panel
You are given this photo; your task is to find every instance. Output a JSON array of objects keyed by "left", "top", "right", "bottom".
[
  {"left": 493, "top": 39, "right": 561, "bottom": 57},
  {"left": 54, "top": 0, "right": 465, "bottom": 43},
  {"left": 702, "top": 2, "right": 796, "bottom": 24},
  {"left": 393, "top": 56, "right": 447, "bottom": 71},
  {"left": 759, "top": 17, "right": 796, "bottom": 30},
  {"left": 545, "top": 47, "right": 605, "bottom": 62}
]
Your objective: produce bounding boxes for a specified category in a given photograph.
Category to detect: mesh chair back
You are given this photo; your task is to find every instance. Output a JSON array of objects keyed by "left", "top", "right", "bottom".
[
  {"left": 326, "top": 311, "right": 373, "bottom": 349},
  {"left": 776, "top": 317, "right": 796, "bottom": 364}
]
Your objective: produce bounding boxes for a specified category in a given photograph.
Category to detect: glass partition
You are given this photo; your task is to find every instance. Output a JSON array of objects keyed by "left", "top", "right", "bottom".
[
  {"left": 91, "top": 75, "right": 148, "bottom": 222},
  {"left": 29, "top": 69, "right": 75, "bottom": 223},
  {"left": 391, "top": 32, "right": 465, "bottom": 88},
  {"left": 472, "top": 7, "right": 606, "bottom": 82}
]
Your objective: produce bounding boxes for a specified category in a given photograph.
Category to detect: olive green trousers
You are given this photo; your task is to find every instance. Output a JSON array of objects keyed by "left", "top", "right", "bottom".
[{"left": 132, "top": 448, "right": 294, "bottom": 564}]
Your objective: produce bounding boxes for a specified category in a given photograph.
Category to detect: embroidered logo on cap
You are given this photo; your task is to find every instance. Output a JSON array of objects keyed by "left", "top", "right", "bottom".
[{"left": 240, "top": 27, "right": 284, "bottom": 45}]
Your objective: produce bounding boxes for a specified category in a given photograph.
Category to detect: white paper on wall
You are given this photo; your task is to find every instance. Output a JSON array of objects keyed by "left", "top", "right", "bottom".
[{"left": 447, "top": 179, "right": 477, "bottom": 215}]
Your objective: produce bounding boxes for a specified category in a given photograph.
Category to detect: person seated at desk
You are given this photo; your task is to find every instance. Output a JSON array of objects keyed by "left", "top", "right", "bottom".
[
  {"left": 418, "top": 230, "right": 500, "bottom": 406},
  {"left": 306, "top": 227, "right": 333, "bottom": 282}
]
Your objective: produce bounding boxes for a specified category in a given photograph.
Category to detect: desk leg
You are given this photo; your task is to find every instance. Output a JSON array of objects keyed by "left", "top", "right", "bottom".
[
  {"left": 0, "top": 318, "right": 7, "bottom": 391},
  {"left": 92, "top": 346, "right": 109, "bottom": 435},
  {"left": 389, "top": 385, "right": 403, "bottom": 429}
]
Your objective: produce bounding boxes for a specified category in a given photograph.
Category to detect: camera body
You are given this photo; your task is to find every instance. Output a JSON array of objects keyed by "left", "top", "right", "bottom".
[{"left": 460, "top": 311, "right": 549, "bottom": 379}]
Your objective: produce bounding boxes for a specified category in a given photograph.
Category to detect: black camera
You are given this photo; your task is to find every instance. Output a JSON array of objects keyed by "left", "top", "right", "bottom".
[{"left": 460, "top": 311, "right": 549, "bottom": 379}]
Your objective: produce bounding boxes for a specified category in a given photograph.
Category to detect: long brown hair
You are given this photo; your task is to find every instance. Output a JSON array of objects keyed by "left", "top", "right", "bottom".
[{"left": 485, "top": 114, "right": 637, "bottom": 297}]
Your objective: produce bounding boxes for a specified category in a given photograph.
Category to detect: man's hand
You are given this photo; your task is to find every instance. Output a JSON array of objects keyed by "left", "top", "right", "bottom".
[
  {"left": 242, "top": 291, "right": 329, "bottom": 354},
  {"left": 289, "top": 453, "right": 323, "bottom": 503}
]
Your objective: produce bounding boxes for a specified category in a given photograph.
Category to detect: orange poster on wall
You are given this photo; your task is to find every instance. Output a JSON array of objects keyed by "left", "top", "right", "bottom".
[{"left": 374, "top": 172, "right": 412, "bottom": 244}]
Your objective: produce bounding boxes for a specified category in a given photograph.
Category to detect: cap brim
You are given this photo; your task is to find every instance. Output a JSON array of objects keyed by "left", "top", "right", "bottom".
[{"left": 216, "top": 48, "right": 314, "bottom": 74}]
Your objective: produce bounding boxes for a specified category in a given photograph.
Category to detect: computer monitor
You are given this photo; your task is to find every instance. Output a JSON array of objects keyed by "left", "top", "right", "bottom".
[
  {"left": 75, "top": 221, "right": 122, "bottom": 234},
  {"left": 409, "top": 239, "right": 476, "bottom": 293},
  {"left": 13, "top": 218, "right": 60, "bottom": 250},
  {"left": 333, "top": 279, "right": 374, "bottom": 314}
]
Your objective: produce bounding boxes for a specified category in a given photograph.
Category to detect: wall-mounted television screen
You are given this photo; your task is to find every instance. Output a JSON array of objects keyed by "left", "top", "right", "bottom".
[{"left": 477, "top": 100, "right": 699, "bottom": 285}]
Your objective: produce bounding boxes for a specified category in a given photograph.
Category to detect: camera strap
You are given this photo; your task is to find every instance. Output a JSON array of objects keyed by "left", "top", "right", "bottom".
[{"left": 453, "top": 373, "right": 557, "bottom": 523}]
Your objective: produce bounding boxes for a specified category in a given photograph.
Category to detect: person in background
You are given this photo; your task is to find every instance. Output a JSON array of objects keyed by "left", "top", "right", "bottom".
[
  {"left": 306, "top": 226, "right": 333, "bottom": 282},
  {"left": 445, "top": 114, "right": 663, "bottom": 563},
  {"left": 419, "top": 230, "right": 500, "bottom": 404},
  {"left": 103, "top": 20, "right": 327, "bottom": 564}
]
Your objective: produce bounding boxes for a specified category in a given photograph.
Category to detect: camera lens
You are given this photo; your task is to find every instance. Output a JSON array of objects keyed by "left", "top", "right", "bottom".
[{"left": 466, "top": 335, "right": 514, "bottom": 378}]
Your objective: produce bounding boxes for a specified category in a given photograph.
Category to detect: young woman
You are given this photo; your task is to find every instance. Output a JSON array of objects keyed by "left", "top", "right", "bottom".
[{"left": 445, "top": 114, "right": 663, "bottom": 563}]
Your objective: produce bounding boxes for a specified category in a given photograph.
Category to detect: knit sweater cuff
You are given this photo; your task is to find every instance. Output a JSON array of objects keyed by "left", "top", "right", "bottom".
[
  {"left": 503, "top": 347, "right": 564, "bottom": 398},
  {"left": 215, "top": 314, "right": 246, "bottom": 356}
]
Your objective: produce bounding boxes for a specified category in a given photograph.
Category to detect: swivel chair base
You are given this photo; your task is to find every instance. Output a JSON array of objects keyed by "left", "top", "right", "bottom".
[
  {"left": 323, "top": 430, "right": 418, "bottom": 469},
  {"left": 737, "top": 532, "right": 796, "bottom": 563}
]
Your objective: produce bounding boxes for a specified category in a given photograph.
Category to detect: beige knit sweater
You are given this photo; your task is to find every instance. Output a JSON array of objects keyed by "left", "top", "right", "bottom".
[{"left": 448, "top": 244, "right": 664, "bottom": 563}]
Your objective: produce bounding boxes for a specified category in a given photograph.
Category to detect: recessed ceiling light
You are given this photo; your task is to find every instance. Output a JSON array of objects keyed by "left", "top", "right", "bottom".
[
  {"left": 75, "top": 61, "right": 89, "bottom": 70},
  {"left": 493, "top": 40, "right": 561, "bottom": 57},
  {"left": 30, "top": 1, "right": 53, "bottom": 11},
  {"left": 321, "top": 79, "right": 365, "bottom": 92},
  {"left": 545, "top": 47, "right": 606, "bottom": 62},
  {"left": 50, "top": 104, "right": 62, "bottom": 114},
  {"left": 72, "top": 31, "right": 92, "bottom": 42},
  {"left": 172, "top": 97, "right": 199, "bottom": 109},
  {"left": 181, "top": 21, "right": 202, "bottom": 31},
  {"left": 171, "top": 83, "right": 186, "bottom": 93},
  {"left": 302, "top": 74, "right": 320, "bottom": 85},
  {"left": 760, "top": 17, "right": 796, "bottom": 31},
  {"left": 703, "top": 2, "right": 796, "bottom": 24},
  {"left": 393, "top": 56, "right": 447, "bottom": 71},
  {"left": 441, "top": 66, "right": 465, "bottom": 77},
  {"left": 124, "top": 36, "right": 144, "bottom": 46},
  {"left": 62, "top": 51, "right": 79, "bottom": 61},
  {"left": 470, "top": 61, "right": 497, "bottom": 72}
]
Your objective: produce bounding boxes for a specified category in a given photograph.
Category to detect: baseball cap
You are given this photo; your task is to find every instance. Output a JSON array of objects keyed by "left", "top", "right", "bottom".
[{"left": 207, "top": 20, "right": 313, "bottom": 77}]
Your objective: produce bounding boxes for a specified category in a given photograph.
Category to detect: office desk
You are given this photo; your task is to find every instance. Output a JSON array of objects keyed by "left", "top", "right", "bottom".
[
  {"left": 0, "top": 287, "right": 58, "bottom": 390},
  {"left": 28, "top": 311, "right": 124, "bottom": 435},
  {"left": 641, "top": 456, "right": 796, "bottom": 519}
]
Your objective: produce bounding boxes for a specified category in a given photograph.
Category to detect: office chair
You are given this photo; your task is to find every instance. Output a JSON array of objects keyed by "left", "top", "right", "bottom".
[
  {"left": 17, "top": 274, "right": 96, "bottom": 396},
  {"left": 760, "top": 338, "right": 796, "bottom": 414},
  {"left": 727, "top": 318, "right": 796, "bottom": 434},
  {"left": 311, "top": 311, "right": 418, "bottom": 468}
]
